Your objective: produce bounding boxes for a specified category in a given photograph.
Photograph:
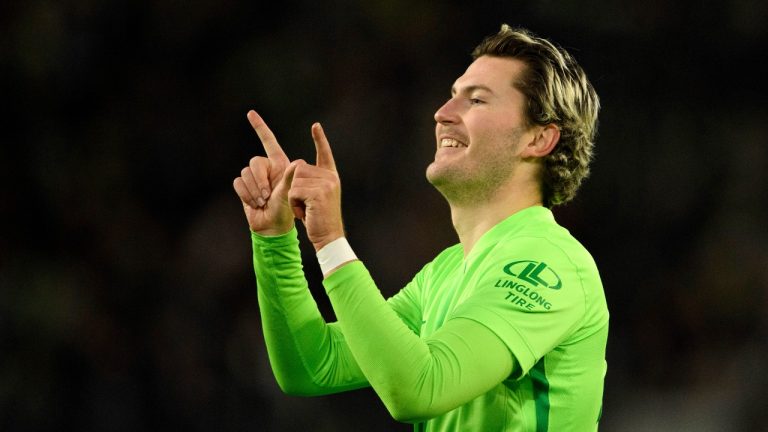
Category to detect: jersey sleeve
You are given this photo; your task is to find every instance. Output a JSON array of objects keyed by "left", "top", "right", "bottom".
[
  {"left": 324, "top": 260, "right": 516, "bottom": 422},
  {"left": 251, "top": 228, "right": 369, "bottom": 395},
  {"left": 450, "top": 235, "right": 588, "bottom": 376}
]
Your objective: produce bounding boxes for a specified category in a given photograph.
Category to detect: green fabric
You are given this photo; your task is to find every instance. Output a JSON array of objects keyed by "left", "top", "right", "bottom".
[
  {"left": 252, "top": 206, "right": 609, "bottom": 431},
  {"left": 251, "top": 228, "right": 368, "bottom": 395},
  {"left": 324, "top": 261, "right": 514, "bottom": 423}
]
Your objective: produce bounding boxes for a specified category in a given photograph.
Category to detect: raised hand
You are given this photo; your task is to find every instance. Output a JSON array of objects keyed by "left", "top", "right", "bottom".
[
  {"left": 233, "top": 110, "right": 297, "bottom": 235},
  {"left": 288, "top": 123, "right": 345, "bottom": 251}
]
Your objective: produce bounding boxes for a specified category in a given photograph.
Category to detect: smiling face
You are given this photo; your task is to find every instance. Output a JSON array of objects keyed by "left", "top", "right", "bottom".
[{"left": 427, "top": 56, "right": 536, "bottom": 204}]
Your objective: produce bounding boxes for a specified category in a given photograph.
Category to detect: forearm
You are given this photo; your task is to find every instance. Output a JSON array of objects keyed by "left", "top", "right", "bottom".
[
  {"left": 252, "top": 228, "right": 367, "bottom": 395},
  {"left": 323, "top": 261, "right": 513, "bottom": 422}
]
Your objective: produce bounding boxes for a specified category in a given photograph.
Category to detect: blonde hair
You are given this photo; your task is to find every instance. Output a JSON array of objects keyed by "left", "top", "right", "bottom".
[{"left": 472, "top": 25, "right": 600, "bottom": 207}]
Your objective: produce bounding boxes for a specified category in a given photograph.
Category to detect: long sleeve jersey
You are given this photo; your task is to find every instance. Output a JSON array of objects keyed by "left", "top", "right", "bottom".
[{"left": 251, "top": 206, "right": 609, "bottom": 431}]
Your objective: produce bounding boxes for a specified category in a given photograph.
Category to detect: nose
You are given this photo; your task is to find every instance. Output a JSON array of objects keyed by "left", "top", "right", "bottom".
[{"left": 434, "top": 97, "right": 460, "bottom": 125}]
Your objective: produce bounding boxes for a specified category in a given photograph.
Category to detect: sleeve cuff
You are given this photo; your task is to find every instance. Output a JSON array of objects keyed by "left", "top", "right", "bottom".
[
  {"left": 251, "top": 227, "right": 298, "bottom": 246},
  {"left": 316, "top": 237, "right": 358, "bottom": 277}
]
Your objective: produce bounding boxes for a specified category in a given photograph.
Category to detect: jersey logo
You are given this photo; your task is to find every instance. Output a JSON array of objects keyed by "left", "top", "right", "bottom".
[{"left": 503, "top": 260, "right": 562, "bottom": 290}]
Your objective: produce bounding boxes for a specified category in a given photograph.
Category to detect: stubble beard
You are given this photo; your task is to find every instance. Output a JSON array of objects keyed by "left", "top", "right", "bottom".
[
  {"left": 426, "top": 128, "right": 524, "bottom": 207},
  {"left": 427, "top": 161, "right": 506, "bottom": 206}
]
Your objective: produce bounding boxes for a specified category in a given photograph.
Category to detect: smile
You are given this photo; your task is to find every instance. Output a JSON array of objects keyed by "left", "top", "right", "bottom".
[{"left": 440, "top": 138, "right": 467, "bottom": 148}]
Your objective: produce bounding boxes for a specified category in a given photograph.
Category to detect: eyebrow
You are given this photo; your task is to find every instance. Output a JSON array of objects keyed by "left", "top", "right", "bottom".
[{"left": 450, "top": 84, "right": 495, "bottom": 96}]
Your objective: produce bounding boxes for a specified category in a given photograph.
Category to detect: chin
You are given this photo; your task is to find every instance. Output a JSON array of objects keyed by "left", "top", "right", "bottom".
[
  {"left": 426, "top": 162, "right": 435, "bottom": 177},
  {"left": 425, "top": 163, "right": 444, "bottom": 185},
  {"left": 426, "top": 164, "right": 457, "bottom": 191}
]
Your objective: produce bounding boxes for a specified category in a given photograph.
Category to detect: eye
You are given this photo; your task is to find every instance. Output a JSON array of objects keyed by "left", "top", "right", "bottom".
[{"left": 469, "top": 98, "right": 485, "bottom": 105}]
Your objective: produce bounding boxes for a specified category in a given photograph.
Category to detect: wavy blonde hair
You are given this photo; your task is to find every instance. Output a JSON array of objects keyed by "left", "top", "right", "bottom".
[{"left": 472, "top": 25, "right": 600, "bottom": 207}]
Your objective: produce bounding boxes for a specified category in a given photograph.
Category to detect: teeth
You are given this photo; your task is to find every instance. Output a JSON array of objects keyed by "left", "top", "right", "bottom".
[{"left": 440, "top": 138, "right": 465, "bottom": 148}]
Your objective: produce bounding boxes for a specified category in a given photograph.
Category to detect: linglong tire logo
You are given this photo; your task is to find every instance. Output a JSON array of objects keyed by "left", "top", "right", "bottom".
[{"left": 503, "top": 260, "right": 562, "bottom": 290}]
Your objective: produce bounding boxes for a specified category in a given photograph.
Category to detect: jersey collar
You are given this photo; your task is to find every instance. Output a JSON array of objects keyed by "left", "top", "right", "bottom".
[{"left": 464, "top": 205, "right": 554, "bottom": 264}]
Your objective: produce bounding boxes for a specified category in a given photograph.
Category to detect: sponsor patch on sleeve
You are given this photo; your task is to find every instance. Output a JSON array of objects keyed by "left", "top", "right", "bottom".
[{"left": 493, "top": 261, "right": 562, "bottom": 311}]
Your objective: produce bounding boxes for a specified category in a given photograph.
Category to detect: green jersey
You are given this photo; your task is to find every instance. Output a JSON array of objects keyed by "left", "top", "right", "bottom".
[
  {"left": 251, "top": 206, "right": 608, "bottom": 431},
  {"left": 385, "top": 206, "right": 609, "bottom": 431}
]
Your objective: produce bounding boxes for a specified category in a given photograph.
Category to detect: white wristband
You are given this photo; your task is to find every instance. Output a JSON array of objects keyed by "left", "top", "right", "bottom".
[{"left": 316, "top": 237, "right": 358, "bottom": 277}]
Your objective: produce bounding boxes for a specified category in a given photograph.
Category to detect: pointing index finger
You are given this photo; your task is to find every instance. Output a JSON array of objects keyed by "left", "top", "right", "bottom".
[
  {"left": 247, "top": 110, "right": 288, "bottom": 161},
  {"left": 312, "top": 122, "right": 336, "bottom": 172}
]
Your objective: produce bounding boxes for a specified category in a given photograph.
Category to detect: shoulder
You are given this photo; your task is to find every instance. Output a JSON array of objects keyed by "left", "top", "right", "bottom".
[
  {"left": 471, "top": 207, "right": 597, "bottom": 273},
  {"left": 494, "top": 213, "right": 598, "bottom": 277},
  {"left": 472, "top": 221, "right": 602, "bottom": 305},
  {"left": 425, "top": 243, "right": 463, "bottom": 270}
]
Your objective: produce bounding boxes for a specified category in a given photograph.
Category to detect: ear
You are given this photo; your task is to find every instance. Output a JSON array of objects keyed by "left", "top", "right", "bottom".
[{"left": 521, "top": 124, "right": 560, "bottom": 158}]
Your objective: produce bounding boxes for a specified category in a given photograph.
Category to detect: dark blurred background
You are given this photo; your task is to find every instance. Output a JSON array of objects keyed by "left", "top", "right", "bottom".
[{"left": 1, "top": 1, "right": 767, "bottom": 431}]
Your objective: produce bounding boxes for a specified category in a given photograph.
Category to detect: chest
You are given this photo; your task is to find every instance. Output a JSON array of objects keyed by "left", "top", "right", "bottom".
[{"left": 418, "top": 260, "right": 484, "bottom": 337}]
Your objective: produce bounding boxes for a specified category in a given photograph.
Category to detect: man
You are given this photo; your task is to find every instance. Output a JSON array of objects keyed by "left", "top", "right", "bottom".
[{"left": 233, "top": 25, "right": 608, "bottom": 431}]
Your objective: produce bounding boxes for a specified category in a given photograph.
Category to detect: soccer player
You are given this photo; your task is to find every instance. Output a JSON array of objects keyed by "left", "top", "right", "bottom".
[{"left": 233, "top": 25, "right": 608, "bottom": 431}]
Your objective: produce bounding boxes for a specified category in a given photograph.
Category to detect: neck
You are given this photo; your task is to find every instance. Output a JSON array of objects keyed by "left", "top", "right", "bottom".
[{"left": 448, "top": 178, "right": 543, "bottom": 256}]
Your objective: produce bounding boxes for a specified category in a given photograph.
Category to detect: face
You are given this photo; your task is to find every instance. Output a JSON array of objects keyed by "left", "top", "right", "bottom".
[{"left": 427, "top": 56, "right": 535, "bottom": 203}]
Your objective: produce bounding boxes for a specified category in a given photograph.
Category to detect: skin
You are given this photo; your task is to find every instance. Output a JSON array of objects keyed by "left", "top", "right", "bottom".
[
  {"left": 233, "top": 55, "right": 560, "bottom": 257},
  {"left": 428, "top": 55, "right": 560, "bottom": 254},
  {"left": 232, "top": 110, "right": 343, "bottom": 252}
]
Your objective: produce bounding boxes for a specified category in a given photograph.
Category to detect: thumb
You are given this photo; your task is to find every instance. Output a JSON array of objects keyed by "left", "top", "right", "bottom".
[
  {"left": 282, "top": 160, "right": 307, "bottom": 221},
  {"left": 274, "top": 159, "right": 302, "bottom": 196}
]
